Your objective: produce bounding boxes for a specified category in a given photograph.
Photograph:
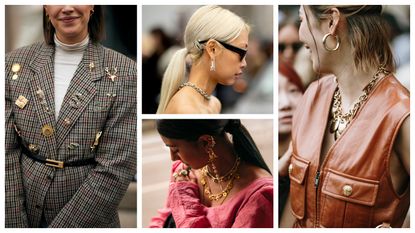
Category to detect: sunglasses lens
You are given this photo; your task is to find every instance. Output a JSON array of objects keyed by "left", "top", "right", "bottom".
[
  {"left": 279, "top": 43, "right": 286, "bottom": 52},
  {"left": 293, "top": 43, "right": 303, "bottom": 52},
  {"left": 279, "top": 43, "right": 302, "bottom": 52},
  {"left": 239, "top": 51, "right": 247, "bottom": 61},
  {"left": 219, "top": 41, "right": 247, "bottom": 61}
]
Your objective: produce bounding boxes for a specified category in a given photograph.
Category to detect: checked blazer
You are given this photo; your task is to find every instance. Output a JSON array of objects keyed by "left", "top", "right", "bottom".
[{"left": 5, "top": 41, "right": 137, "bottom": 227}]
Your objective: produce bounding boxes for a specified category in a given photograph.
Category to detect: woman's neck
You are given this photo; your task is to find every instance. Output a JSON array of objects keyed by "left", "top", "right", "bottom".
[
  {"left": 56, "top": 30, "right": 89, "bottom": 45},
  {"left": 54, "top": 34, "right": 89, "bottom": 52},
  {"left": 188, "top": 60, "right": 217, "bottom": 96},
  {"left": 208, "top": 137, "right": 237, "bottom": 177},
  {"left": 331, "top": 62, "right": 382, "bottom": 110}
]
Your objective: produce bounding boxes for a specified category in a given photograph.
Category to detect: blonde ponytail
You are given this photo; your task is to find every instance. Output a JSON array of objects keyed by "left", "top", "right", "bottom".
[
  {"left": 157, "top": 5, "right": 249, "bottom": 113},
  {"left": 156, "top": 48, "right": 188, "bottom": 113}
]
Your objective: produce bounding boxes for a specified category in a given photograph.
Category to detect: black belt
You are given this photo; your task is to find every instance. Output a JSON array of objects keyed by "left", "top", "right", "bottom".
[
  {"left": 22, "top": 150, "right": 97, "bottom": 169},
  {"left": 15, "top": 126, "right": 97, "bottom": 169}
]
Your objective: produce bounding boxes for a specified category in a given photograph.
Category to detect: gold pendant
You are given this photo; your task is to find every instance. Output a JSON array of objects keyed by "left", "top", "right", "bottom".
[
  {"left": 337, "top": 120, "right": 347, "bottom": 134},
  {"left": 334, "top": 130, "right": 340, "bottom": 140},
  {"left": 329, "top": 119, "right": 339, "bottom": 133}
]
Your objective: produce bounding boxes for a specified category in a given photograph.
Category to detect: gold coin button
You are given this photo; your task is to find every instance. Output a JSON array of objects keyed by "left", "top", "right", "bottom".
[
  {"left": 12, "top": 63, "right": 21, "bottom": 73},
  {"left": 288, "top": 164, "right": 293, "bottom": 175},
  {"left": 343, "top": 185, "right": 353, "bottom": 197},
  {"left": 42, "top": 125, "right": 54, "bottom": 137}
]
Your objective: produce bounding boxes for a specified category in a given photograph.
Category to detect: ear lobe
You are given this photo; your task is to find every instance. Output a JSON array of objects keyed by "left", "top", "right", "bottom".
[
  {"left": 198, "top": 135, "right": 216, "bottom": 149},
  {"left": 198, "top": 135, "right": 210, "bottom": 149}
]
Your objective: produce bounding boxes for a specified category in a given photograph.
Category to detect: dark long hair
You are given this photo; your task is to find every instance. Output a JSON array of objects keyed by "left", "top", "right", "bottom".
[
  {"left": 156, "top": 119, "right": 271, "bottom": 174},
  {"left": 43, "top": 5, "right": 104, "bottom": 45}
]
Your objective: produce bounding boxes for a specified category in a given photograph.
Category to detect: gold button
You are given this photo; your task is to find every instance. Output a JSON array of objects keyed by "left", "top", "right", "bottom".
[
  {"left": 64, "top": 118, "right": 71, "bottom": 125},
  {"left": 288, "top": 164, "right": 293, "bottom": 175},
  {"left": 12, "top": 74, "right": 19, "bottom": 80},
  {"left": 15, "top": 95, "right": 29, "bottom": 109},
  {"left": 28, "top": 144, "right": 40, "bottom": 154},
  {"left": 42, "top": 124, "right": 54, "bottom": 137},
  {"left": 343, "top": 185, "right": 353, "bottom": 197},
  {"left": 12, "top": 63, "right": 21, "bottom": 73}
]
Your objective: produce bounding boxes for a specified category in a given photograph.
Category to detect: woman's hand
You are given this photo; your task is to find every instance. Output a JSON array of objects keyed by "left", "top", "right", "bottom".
[{"left": 172, "top": 164, "right": 198, "bottom": 184}]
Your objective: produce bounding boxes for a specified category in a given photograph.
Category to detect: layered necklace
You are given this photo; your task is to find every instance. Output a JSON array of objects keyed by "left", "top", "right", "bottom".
[
  {"left": 201, "top": 156, "right": 241, "bottom": 202},
  {"left": 178, "top": 82, "right": 211, "bottom": 100},
  {"left": 329, "top": 66, "right": 390, "bottom": 140}
]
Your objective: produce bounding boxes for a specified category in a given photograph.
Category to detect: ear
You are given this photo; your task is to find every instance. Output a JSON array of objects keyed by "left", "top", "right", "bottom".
[
  {"left": 205, "top": 39, "right": 218, "bottom": 60},
  {"left": 197, "top": 135, "right": 215, "bottom": 150},
  {"left": 328, "top": 8, "right": 341, "bottom": 34}
]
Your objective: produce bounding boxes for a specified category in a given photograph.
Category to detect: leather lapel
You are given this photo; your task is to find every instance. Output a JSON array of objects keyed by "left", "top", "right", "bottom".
[
  {"left": 55, "top": 42, "right": 104, "bottom": 149},
  {"left": 28, "top": 43, "right": 58, "bottom": 159}
]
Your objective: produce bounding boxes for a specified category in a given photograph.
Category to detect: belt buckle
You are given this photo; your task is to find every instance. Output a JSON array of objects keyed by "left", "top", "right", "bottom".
[{"left": 46, "top": 159, "right": 64, "bottom": 169}]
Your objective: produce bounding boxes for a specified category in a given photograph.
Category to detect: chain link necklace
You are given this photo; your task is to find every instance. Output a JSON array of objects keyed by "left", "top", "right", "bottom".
[
  {"left": 200, "top": 156, "right": 241, "bottom": 202},
  {"left": 205, "top": 157, "right": 241, "bottom": 183},
  {"left": 329, "top": 66, "right": 390, "bottom": 140},
  {"left": 179, "top": 82, "right": 211, "bottom": 100}
]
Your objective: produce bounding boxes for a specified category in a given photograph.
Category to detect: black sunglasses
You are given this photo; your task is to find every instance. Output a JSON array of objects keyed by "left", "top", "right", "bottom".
[
  {"left": 199, "top": 39, "right": 247, "bottom": 61},
  {"left": 279, "top": 42, "right": 303, "bottom": 53}
]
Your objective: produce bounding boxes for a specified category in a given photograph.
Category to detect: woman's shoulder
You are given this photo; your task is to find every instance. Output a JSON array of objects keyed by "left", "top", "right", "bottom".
[
  {"left": 164, "top": 93, "right": 198, "bottom": 114},
  {"left": 6, "top": 42, "right": 46, "bottom": 64},
  {"left": 98, "top": 45, "right": 136, "bottom": 87},
  {"left": 164, "top": 90, "right": 220, "bottom": 114},
  {"left": 209, "top": 96, "right": 222, "bottom": 113},
  {"left": 102, "top": 46, "right": 136, "bottom": 71},
  {"left": 238, "top": 164, "right": 273, "bottom": 197},
  {"left": 234, "top": 177, "right": 273, "bottom": 206}
]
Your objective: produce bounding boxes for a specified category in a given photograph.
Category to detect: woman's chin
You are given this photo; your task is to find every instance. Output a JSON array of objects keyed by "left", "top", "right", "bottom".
[{"left": 219, "top": 77, "right": 237, "bottom": 86}]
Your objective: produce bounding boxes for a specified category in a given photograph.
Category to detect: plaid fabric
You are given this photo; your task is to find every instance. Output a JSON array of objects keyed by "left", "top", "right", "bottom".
[{"left": 5, "top": 41, "right": 137, "bottom": 228}]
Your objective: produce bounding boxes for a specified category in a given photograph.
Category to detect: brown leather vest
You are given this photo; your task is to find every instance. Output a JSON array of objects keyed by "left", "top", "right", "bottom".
[{"left": 289, "top": 74, "right": 410, "bottom": 227}]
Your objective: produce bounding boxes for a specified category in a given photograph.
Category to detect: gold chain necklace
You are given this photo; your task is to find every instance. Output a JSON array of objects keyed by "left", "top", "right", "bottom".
[
  {"left": 329, "top": 66, "right": 390, "bottom": 140},
  {"left": 178, "top": 82, "right": 211, "bottom": 100},
  {"left": 200, "top": 157, "right": 241, "bottom": 202},
  {"left": 205, "top": 157, "right": 241, "bottom": 183}
]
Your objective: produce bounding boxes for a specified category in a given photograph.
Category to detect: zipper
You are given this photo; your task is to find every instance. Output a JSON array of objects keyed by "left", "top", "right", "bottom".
[
  {"left": 314, "top": 170, "right": 321, "bottom": 227},
  {"left": 314, "top": 170, "right": 321, "bottom": 188}
]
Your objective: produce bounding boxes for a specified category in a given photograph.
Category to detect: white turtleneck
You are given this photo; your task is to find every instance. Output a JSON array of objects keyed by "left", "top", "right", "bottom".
[{"left": 54, "top": 34, "right": 89, "bottom": 119}]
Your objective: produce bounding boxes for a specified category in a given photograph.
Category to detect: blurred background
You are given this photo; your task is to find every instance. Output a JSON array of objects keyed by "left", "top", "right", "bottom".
[
  {"left": 142, "top": 5, "right": 273, "bottom": 114},
  {"left": 278, "top": 5, "right": 410, "bottom": 91},
  {"left": 5, "top": 5, "right": 137, "bottom": 60},
  {"left": 5, "top": 5, "right": 137, "bottom": 228},
  {"left": 142, "top": 119, "right": 273, "bottom": 227}
]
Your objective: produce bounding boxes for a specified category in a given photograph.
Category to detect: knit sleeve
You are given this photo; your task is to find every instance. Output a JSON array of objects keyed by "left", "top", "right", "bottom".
[{"left": 168, "top": 181, "right": 212, "bottom": 228}]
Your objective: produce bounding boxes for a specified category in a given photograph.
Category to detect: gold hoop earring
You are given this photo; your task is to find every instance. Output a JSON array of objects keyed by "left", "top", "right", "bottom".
[{"left": 322, "top": 33, "right": 340, "bottom": 51}]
